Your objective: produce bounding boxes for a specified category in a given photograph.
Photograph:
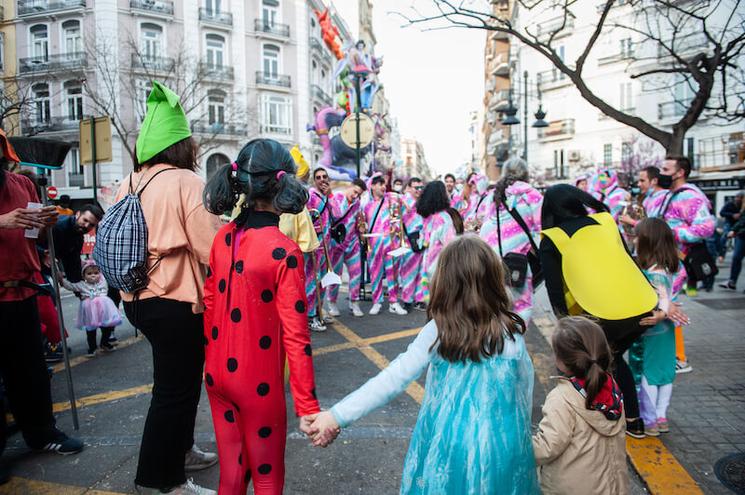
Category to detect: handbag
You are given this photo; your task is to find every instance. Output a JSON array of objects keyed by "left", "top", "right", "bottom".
[
  {"left": 402, "top": 223, "right": 424, "bottom": 253},
  {"left": 496, "top": 198, "right": 544, "bottom": 289}
]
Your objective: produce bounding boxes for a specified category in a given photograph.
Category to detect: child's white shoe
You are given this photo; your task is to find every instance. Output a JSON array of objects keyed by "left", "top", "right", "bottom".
[
  {"left": 369, "top": 303, "right": 382, "bottom": 315},
  {"left": 350, "top": 302, "right": 364, "bottom": 317},
  {"left": 389, "top": 302, "right": 408, "bottom": 315},
  {"left": 327, "top": 302, "right": 341, "bottom": 317}
]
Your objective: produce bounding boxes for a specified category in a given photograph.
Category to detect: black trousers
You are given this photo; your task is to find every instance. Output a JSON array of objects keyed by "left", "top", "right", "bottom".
[
  {"left": 0, "top": 296, "right": 58, "bottom": 454},
  {"left": 601, "top": 316, "right": 646, "bottom": 420},
  {"left": 100, "top": 287, "right": 121, "bottom": 338},
  {"left": 86, "top": 328, "right": 112, "bottom": 353},
  {"left": 124, "top": 298, "right": 204, "bottom": 490}
]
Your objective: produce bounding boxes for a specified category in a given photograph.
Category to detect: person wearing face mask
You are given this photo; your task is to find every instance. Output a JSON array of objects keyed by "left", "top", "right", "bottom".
[
  {"left": 392, "top": 178, "right": 403, "bottom": 193},
  {"left": 305, "top": 167, "right": 334, "bottom": 332},
  {"left": 651, "top": 156, "right": 716, "bottom": 296}
]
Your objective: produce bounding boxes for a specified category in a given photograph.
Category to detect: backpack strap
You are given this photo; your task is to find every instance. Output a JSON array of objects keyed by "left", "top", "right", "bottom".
[
  {"left": 134, "top": 167, "right": 179, "bottom": 197},
  {"left": 659, "top": 187, "right": 692, "bottom": 218}
]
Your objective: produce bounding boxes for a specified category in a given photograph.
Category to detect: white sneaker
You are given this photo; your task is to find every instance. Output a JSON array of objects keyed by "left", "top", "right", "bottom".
[
  {"left": 350, "top": 301, "right": 364, "bottom": 317},
  {"left": 675, "top": 359, "right": 693, "bottom": 374},
  {"left": 136, "top": 479, "right": 216, "bottom": 495},
  {"left": 309, "top": 318, "right": 327, "bottom": 332},
  {"left": 327, "top": 302, "right": 341, "bottom": 317},
  {"left": 369, "top": 303, "right": 382, "bottom": 315},
  {"left": 184, "top": 444, "right": 218, "bottom": 472},
  {"left": 322, "top": 314, "right": 334, "bottom": 324},
  {"left": 389, "top": 302, "right": 408, "bottom": 315}
]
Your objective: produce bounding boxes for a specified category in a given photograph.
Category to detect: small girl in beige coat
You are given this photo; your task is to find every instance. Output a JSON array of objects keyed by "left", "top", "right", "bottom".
[{"left": 532, "top": 317, "right": 629, "bottom": 495}]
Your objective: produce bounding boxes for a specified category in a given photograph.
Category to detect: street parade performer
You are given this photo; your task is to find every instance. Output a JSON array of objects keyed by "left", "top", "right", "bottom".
[
  {"left": 399, "top": 177, "right": 426, "bottom": 311},
  {"left": 305, "top": 167, "right": 334, "bottom": 331},
  {"left": 327, "top": 178, "right": 367, "bottom": 318},
  {"left": 202, "top": 138, "right": 320, "bottom": 494},
  {"left": 363, "top": 174, "right": 408, "bottom": 316}
]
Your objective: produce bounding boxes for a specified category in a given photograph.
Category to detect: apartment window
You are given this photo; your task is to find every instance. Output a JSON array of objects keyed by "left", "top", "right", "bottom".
[
  {"left": 136, "top": 79, "right": 153, "bottom": 120},
  {"left": 621, "top": 141, "right": 632, "bottom": 163},
  {"left": 205, "top": 0, "right": 222, "bottom": 14},
  {"left": 64, "top": 81, "right": 84, "bottom": 121},
  {"left": 62, "top": 20, "right": 82, "bottom": 56},
  {"left": 33, "top": 83, "right": 51, "bottom": 124},
  {"left": 205, "top": 34, "right": 225, "bottom": 68},
  {"left": 67, "top": 148, "right": 84, "bottom": 187},
  {"left": 262, "top": 44, "right": 280, "bottom": 78},
  {"left": 30, "top": 24, "right": 49, "bottom": 60},
  {"left": 208, "top": 89, "right": 226, "bottom": 125},
  {"left": 261, "top": 94, "right": 291, "bottom": 134},
  {"left": 603, "top": 143, "right": 613, "bottom": 167},
  {"left": 141, "top": 23, "right": 163, "bottom": 60},
  {"left": 262, "top": 0, "right": 279, "bottom": 27},
  {"left": 620, "top": 38, "right": 633, "bottom": 57},
  {"left": 620, "top": 82, "right": 633, "bottom": 111}
]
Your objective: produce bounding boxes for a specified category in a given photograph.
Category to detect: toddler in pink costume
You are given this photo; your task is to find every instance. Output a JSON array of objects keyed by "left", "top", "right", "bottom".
[{"left": 62, "top": 259, "right": 121, "bottom": 356}]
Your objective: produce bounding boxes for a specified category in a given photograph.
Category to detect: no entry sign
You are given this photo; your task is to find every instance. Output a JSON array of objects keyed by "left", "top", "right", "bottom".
[{"left": 47, "top": 186, "right": 58, "bottom": 199}]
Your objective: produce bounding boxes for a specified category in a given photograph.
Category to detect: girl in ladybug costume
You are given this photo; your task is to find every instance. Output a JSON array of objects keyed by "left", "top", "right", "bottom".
[{"left": 203, "top": 139, "right": 320, "bottom": 494}]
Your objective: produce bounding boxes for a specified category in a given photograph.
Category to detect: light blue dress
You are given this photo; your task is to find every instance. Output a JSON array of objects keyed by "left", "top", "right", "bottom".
[{"left": 331, "top": 321, "right": 539, "bottom": 494}]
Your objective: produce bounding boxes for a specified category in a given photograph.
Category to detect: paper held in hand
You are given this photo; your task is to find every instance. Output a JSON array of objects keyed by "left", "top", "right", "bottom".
[
  {"left": 387, "top": 246, "right": 411, "bottom": 258},
  {"left": 321, "top": 270, "right": 342, "bottom": 288},
  {"left": 24, "top": 202, "right": 43, "bottom": 239}
]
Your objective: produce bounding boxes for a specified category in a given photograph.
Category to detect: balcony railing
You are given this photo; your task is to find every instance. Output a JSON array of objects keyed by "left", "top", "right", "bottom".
[
  {"left": 68, "top": 172, "right": 85, "bottom": 187},
  {"left": 537, "top": 68, "right": 572, "bottom": 91},
  {"left": 22, "top": 116, "right": 82, "bottom": 134},
  {"left": 192, "top": 121, "right": 247, "bottom": 137},
  {"left": 598, "top": 49, "right": 634, "bottom": 65},
  {"left": 199, "top": 62, "right": 234, "bottom": 80},
  {"left": 310, "top": 37, "right": 332, "bottom": 61},
  {"left": 18, "top": 0, "right": 85, "bottom": 16},
  {"left": 19, "top": 52, "right": 87, "bottom": 74},
  {"left": 256, "top": 71, "right": 291, "bottom": 88},
  {"left": 657, "top": 33, "right": 709, "bottom": 60},
  {"left": 199, "top": 8, "right": 232, "bottom": 26},
  {"left": 488, "top": 89, "right": 511, "bottom": 111},
  {"left": 130, "top": 0, "right": 174, "bottom": 16},
  {"left": 311, "top": 84, "right": 332, "bottom": 106},
  {"left": 596, "top": 0, "right": 630, "bottom": 13},
  {"left": 260, "top": 124, "right": 292, "bottom": 136},
  {"left": 490, "top": 53, "right": 510, "bottom": 76},
  {"left": 538, "top": 118, "right": 575, "bottom": 141},
  {"left": 132, "top": 54, "right": 175, "bottom": 72},
  {"left": 536, "top": 17, "right": 575, "bottom": 39},
  {"left": 696, "top": 133, "right": 745, "bottom": 170},
  {"left": 255, "top": 19, "right": 290, "bottom": 38},
  {"left": 658, "top": 99, "right": 692, "bottom": 120}
]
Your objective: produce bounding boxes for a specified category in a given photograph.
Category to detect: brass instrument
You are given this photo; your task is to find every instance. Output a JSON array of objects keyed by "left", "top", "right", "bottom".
[
  {"left": 356, "top": 208, "right": 368, "bottom": 247},
  {"left": 387, "top": 193, "right": 411, "bottom": 256},
  {"left": 620, "top": 198, "right": 647, "bottom": 244}
]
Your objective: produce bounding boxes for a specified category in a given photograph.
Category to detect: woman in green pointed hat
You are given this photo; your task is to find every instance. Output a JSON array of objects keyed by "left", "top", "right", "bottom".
[{"left": 112, "top": 81, "right": 221, "bottom": 494}]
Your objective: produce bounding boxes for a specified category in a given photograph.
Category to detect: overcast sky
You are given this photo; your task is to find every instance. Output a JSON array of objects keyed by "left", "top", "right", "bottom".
[{"left": 333, "top": 1, "right": 485, "bottom": 176}]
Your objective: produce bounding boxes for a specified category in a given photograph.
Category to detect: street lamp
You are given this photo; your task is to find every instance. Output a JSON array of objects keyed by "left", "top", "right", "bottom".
[{"left": 500, "top": 70, "right": 548, "bottom": 161}]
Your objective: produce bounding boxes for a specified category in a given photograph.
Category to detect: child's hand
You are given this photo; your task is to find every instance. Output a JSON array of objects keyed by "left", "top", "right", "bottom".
[
  {"left": 668, "top": 302, "right": 690, "bottom": 326},
  {"left": 298, "top": 414, "right": 318, "bottom": 437},
  {"left": 310, "top": 410, "right": 340, "bottom": 447},
  {"left": 640, "top": 309, "right": 666, "bottom": 326}
]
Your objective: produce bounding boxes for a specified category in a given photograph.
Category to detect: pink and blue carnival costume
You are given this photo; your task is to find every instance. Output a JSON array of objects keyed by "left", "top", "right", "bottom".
[
  {"left": 363, "top": 192, "right": 403, "bottom": 305},
  {"left": 399, "top": 192, "right": 425, "bottom": 305},
  {"left": 479, "top": 182, "right": 543, "bottom": 323},
  {"left": 420, "top": 210, "right": 458, "bottom": 301},
  {"left": 305, "top": 187, "right": 333, "bottom": 318},
  {"left": 590, "top": 169, "right": 628, "bottom": 222},
  {"left": 328, "top": 191, "right": 363, "bottom": 305}
]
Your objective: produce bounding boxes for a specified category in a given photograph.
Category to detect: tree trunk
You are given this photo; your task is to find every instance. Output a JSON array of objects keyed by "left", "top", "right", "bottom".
[{"left": 667, "top": 130, "right": 686, "bottom": 156}]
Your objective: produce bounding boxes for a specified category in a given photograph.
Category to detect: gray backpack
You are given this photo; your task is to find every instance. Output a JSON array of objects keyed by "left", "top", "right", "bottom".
[{"left": 93, "top": 168, "right": 175, "bottom": 293}]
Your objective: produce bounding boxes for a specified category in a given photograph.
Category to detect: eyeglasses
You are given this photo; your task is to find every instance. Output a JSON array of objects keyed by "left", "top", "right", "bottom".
[{"left": 414, "top": 186, "right": 424, "bottom": 191}]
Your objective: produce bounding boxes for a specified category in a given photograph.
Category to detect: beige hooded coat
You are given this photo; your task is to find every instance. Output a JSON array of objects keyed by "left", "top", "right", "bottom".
[{"left": 532, "top": 378, "right": 629, "bottom": 495}]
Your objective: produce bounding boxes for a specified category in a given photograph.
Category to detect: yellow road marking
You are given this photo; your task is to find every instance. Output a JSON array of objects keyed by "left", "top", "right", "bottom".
[
  {"left": 52, "top": 335, "right": 144, "bottom": 374},
  {"left": 627, "top": 437, "right": 703, "bottom": 494},
  {"left": 0, "top": 477, "right": 124, "bottom": 495},
  {"left": 315, "top": 326, "right": 421, "bottom": 356},
  {"left": 52, "top": 384, "right": 152, "bottom": 414},
  {"left": 330, "top": 322, "right": 425, "bottom": 404}
]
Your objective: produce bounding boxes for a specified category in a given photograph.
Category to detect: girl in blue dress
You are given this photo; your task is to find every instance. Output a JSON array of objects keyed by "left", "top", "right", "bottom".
[{"left": 309, "top": 235, "right": 539, "bottom": 494}]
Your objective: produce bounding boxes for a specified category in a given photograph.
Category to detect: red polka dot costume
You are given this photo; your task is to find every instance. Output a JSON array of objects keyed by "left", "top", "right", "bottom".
[{"left": 203, "top": 211, "right": 320, "bottom": 494}]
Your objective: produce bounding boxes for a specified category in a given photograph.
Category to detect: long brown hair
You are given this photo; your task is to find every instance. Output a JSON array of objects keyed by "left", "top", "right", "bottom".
[
  {"left": 427, "top": 235, "right": 525, "bottom": 362},
  {"left": 552, "top": 317, "right": 612, "bottom": 409},
  {"left": 635, "top": 217, "right": 679, "bottom": 274}
]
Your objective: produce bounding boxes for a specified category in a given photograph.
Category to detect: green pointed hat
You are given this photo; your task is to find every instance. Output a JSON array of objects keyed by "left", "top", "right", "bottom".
[{"left": 135, "top": 81, "right": 192, "bottom": 164}]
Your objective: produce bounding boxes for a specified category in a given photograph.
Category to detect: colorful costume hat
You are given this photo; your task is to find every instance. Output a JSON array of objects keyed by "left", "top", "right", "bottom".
[
  {"left": 135, "top": 81, "right": 191, "bottom": 164},
  {"left": 290, "top": 145, "right": 309, "bottom": 178}
]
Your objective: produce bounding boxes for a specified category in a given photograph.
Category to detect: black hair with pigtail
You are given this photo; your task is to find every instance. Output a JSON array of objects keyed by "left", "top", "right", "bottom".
[{"left": 203, "top": 139, "right": 308, "bottom": 225}]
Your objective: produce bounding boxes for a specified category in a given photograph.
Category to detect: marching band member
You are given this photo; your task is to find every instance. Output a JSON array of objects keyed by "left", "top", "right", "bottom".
[
  {"left": 305, "top": 167, "right": 334, "bottom": 332},
  {"left": 590, "top": 168, "right": 628, "bottom": 222},
  {"left": 453, "top": 172, "right": 489, "bottom": 231},
  {"left": 327, "top": 179, "right": 367, "bottom": 318},
  {"left": 399, "top": 177, "right": 426, "bottom": 311},
  {"left": 478, "top": 158, "right": 543, "bottom": 323},
  {"left": 363, "top": 175, "right": 408, "bottom": 316},
  {"left": 416, "top": 181, "right": 464, "bottom": 302}
]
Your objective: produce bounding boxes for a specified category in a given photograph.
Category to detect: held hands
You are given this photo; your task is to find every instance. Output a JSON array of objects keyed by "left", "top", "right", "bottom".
[
  {"left": 668, "top": 302, "right": 690, "bottom": 326},
  {"left": 298, "top": 411, "right": 341, "bottom": 448},
  {"left": 640, "top": 309, "right": 667, "bottom": 326},
  {"left": 619, "top": 214, "right": 636, "bottom": 227}
]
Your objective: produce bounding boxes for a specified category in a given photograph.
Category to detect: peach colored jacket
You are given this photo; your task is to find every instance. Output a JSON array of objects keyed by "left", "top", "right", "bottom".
[{"left": 115, "top": 163, "right": 220, "bottom": 313}]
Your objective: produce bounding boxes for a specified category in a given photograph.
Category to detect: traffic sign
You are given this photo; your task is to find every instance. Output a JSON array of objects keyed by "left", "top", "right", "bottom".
[
  {"left": 47, "top": 186, "right": 58, "bottom": 199},
  {"left": 80, "top": 117, "right": 113, "bottom": 164}
]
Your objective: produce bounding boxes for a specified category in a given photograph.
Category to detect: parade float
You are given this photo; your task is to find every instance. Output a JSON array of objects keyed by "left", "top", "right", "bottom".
[{"left": 308, "top": 9, "right": 392, "bottom": 182}]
